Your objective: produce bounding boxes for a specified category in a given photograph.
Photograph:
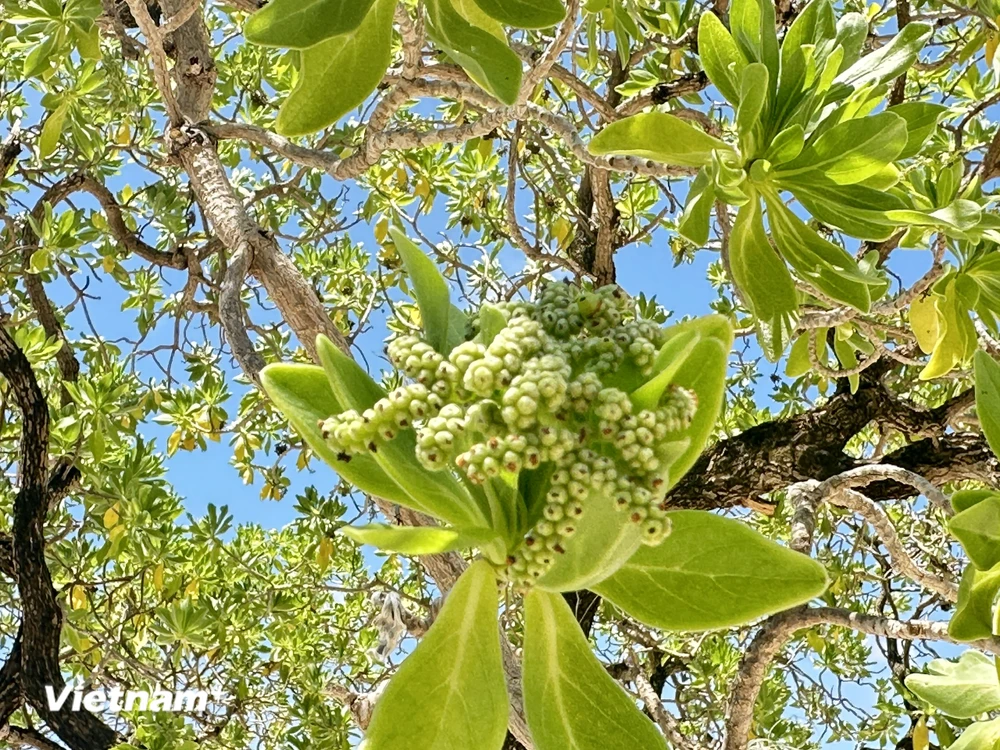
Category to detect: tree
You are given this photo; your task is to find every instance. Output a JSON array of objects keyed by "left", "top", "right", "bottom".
[{"left": 0, "top": 0, "right": 997, "bottom": 747}]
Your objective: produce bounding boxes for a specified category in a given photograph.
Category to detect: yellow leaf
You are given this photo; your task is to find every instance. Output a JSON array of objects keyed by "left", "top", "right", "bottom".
[
  {"left": 414, "top": 178, "right": 431, "bottom": 200},
  {"left": 167, "top": 429, "right": 182, "bottom": 456},
  {"left": 912, "top": 716, "right": 930, "bottom": 750},
  {"left": 28, "top": 248, "right": 50, "bottom": 273},
  {"left": 103, "top": 504, "right": 120, "bottom": 529},
  {"left": 909, "top": 294, "right": 939, "bottom": 355},
  {"left": 552, "top": 217, "right": 573, "bottom": 250},
  {"left": 152, "top": 562, "right": 164, "bottom": 591},
  {"left": 116, "top": 122, "right": 131, "bottom": 146},
  {"left": 806, "top": 631, "right": 825, "bottom": 654},
  {"left": 185, "top": 579, "right": 200, "bottom": 597},
  {"left": 109, "top": 525, "right": 126, "bottom": 542},
  {"left": 317, "top": 537, "right": 334, "bottom": 571},
  {"left": 374, "top": 217, "right": 389, "bottom": 244},
  {"left": 70, "top": 585, "right": 87, "bottom": 610}
]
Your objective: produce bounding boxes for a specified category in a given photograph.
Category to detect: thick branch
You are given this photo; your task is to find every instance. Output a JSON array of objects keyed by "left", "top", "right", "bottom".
[{"left": 0, "top": 325, "right": 120, "bottom": 749}]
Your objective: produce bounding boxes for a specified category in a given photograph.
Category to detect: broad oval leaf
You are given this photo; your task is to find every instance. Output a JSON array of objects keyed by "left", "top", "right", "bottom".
[
  {"left": 640, "top": 315, "right": 733, "bottom": 484},
  {"left": 426, "top": 0, "right": 523, "bottom": 105},
  {"left": 974, "top": 350, "right": 1000, "bottom": 461},
  {"left": 889, "top": 102, "right": 950, "bottom": 159},
  {"left": 697, "top": 12, "right": 747, "bottom": 104},
  {"left": 340, "top": 523, "right": 500, "bottom": 555},
  {"left": 830, "top": 23, "right": 933, "bottom": 100},
  {"left": 920, "top": 276, "right": 976, "bottom": 380},
  {"left": 523, "top": 589, "right": 668, "bottom": 750},
  {"left": 275, "top": 0, "right": 394, "bottom": 136},
  {"left": 775, "top": 111, "right": 908, "bottom": 185},
  {"left": 950, "top": 496, "right": 1000, "bottom": 571},
  {"left": 244, "top": 0, "right": 376, "bottom": 49},
  {"left": 788, "top": 177, "right": 905, "bottom": 241},
  {"left": 952, "top": 489, "right": 998, "bottom": 514},
  {"left": 535, "top": 491, "right": 643, "bottom": 593},
  {"left": 589, "top": 112, "right": 734, "bottom": 168},
  {"left": 906, "top": 651, "right": 1000, "bottom": 719},
  {"left": 765, "top": 193, "right": 874, "bottom": 312},
  {"left": 949, "top": 719, "right": 1000, "bottom": 750},
  {"left": 391, "top": 228, "right": 467, "bottom": 354},
  {"left": 678, "top": 165, "right": 716, "bottom": 246},
  {"left": 949, "top": 562, "right": 1000, "bottom": 642},
  {"left": 39, "top": 103, "right": 70, "bottom": 158},
  {"left": 470, "top": 0, "right": 566, "bottom": 28},
  {"left": 909, "top": 293, "right": 939, "bottom": 354},
  {"left": 593, "top": 510, "right": 829, "bottom": 631},
  {"left": 365, "top": 561, "right": 508, "bottom": 750},
  {"left": 259, "top": 363, "right": 409, "bottom": 505},
  {"left": 729, "top": 199, "right": 799, "bottom": 361}
]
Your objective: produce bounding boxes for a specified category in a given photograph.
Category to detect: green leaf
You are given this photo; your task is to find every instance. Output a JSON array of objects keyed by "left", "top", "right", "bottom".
[
  {"left": 74, "top": 22, "right": 101, "bottom": 60},
  {"left": 949, "top": 719, "right": 1000, "bottom": 750},
  {"left": 885, "top": 200, "right": 983, "bottom": 233},
  {"left": 590, "top": 112, "right": 733, "bottom": 168},
  {"left": 773, "top": 0, "right": 835, "bottom": 124},
  {"left": 340, "top": 523, "right": 500, "bottom": 555},
  {"left": 523, "top": 589, "right": 668, "bottom": 750},
  {"left": 765, "top": 194, "right": 874, "bottom": 312},
  {"left": 365, "top": 561, "right": 508, "bottom": 750},
  {"left": 953, "top": 489, "right": 998, "bottom": 514},
  {"left": 630, "top": 327, "right": 702, "bottom": 410},
  {"left": 906, "top": 651, "right": 1000, "bottom": 719},
  {"left": 697, "top": 12, "right": 747, "bottom": 104},
  {"left": 23, "top": 33, "right": 57, "bottom": 78},
  {"left": 834, "top": 12, "right": 869, "bottom": 71},
  {"left": 830, "top": 23, "right": 933, "bottom": 100},
  {"left": 890, "top": 102, "right": 949, "bottom": 159},
  {"left": 949, "top": 562, "right": 1000, "bottom": 642},
  {"left": 275, "top": 0, "right": 394, "bottom": 136},
  {"left": 764, "top": 124, "right": 805, "bottom": 165},
  {"left": 477, "top": 304, "right": 508, "bottom": 346},
  {"left": 315, "top": 336, "right": 484, "bottom": 527},
  {"left": 535, "top": 491, "right": 643, "bottom": 592},
  {"left": 649, "top": 315, "right": 733, "bottom": 484},
  {"left": 426, "top": 0, "right": 523, "bottom": 105},
  {"left": 678, "top": 166, "right": 716, "bottom": 246},
  {"left": 788, "top": 177, "right": 906, "bottom": 241},
  {"left": 786, "top": 333, "right": 811, "bottom": 377},
  {"left": 950, "top": 497, "right": 1000, "bottom": 571},
  {"left": 594, "top": 510, "right": 829, "bottom": 631},
  {"left": 39, "top": 103, "right": 70, "bottom": 158},
  {"left": 977, "top": 350, "right": 1000, "bottom": 462},
  {"left": 833, "top": 335, "right": 860, "bottom": 394},
  {"left": 775, "top": 112, "right": 907, "bottom": 185},
  {"left": 259, "top": 363, "right": 409, "bottom": 505},
  {"left": 736, "top": 63, "right": 769, "bottom": 147},
  {"left": 391, "top": 228, "right": 463, "bottom": 354},
  {"left": 244, "top": 0, "right": 376, "bottom": 48},
  {"left": 470, "top": 0, "right": 566, "bottom": 28},
  {"left": 729, "top": 199, "right": 799, "bottom": 361}
]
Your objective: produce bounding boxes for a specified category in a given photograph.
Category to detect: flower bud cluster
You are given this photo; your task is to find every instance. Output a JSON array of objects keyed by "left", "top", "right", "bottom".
[
  {"left": 320, "top": 384, "right": 442, "bottom": 455},
  {"left": 320, "top": 281, "right": 700, "bottom": 586}
]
